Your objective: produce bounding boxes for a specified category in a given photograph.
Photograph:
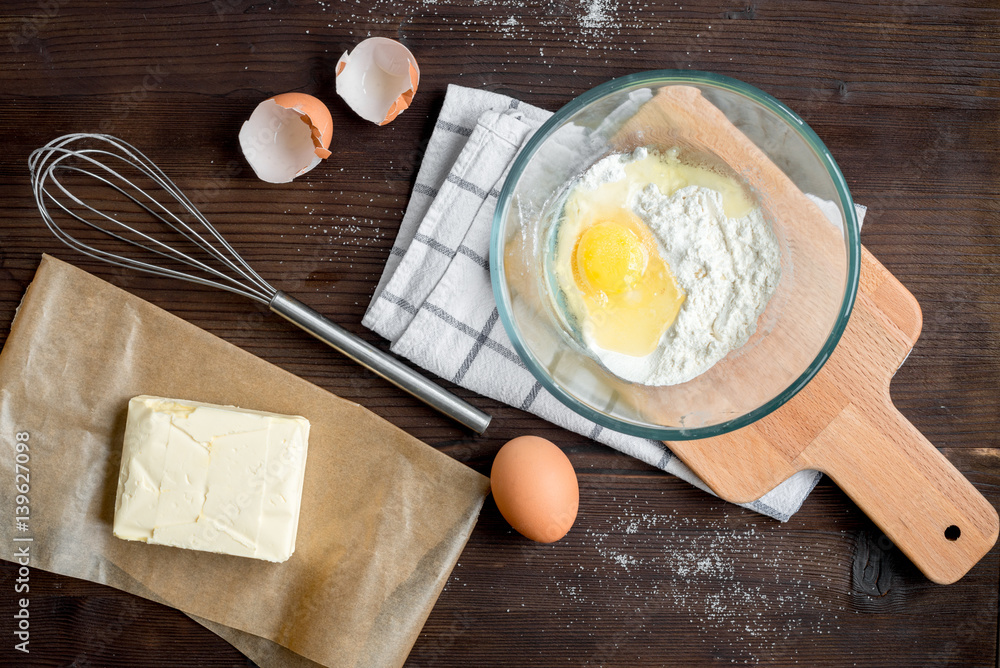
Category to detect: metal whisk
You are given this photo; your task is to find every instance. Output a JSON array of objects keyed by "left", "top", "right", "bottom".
[{"left": 29, "top": 133, "right": 491, "bottom": 433}]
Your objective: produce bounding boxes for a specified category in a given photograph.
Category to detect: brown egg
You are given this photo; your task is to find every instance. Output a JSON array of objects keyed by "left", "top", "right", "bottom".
[{"left": 490, "top": 436, "right": 579, "bottom": 543}]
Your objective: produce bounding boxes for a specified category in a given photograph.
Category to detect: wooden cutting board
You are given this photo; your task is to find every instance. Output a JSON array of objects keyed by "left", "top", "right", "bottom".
[
  {"left": 612, "top": 85, "right": 998, "bottom": 584},
  {"left": 666, "top": 246, "right": 999, "bottom": 584}
]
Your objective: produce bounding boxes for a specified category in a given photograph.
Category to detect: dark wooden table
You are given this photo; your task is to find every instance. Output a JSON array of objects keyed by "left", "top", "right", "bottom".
[{"left": 1, "top": 1, "right": 998, "bottom": 666}]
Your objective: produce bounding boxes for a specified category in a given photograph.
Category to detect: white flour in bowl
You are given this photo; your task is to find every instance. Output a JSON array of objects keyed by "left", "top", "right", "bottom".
[{"left": 561, "top": 150, "right": 781, "bottom": 386}]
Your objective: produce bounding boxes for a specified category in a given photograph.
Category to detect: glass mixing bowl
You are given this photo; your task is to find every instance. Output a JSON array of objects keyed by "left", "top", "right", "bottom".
[{"left": 491, "top": 70, "right": 860, "bottom": 440}]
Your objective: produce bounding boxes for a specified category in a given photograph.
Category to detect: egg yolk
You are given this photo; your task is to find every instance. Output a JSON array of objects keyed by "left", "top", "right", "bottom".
[
  {"left": 570, "top": 211, "right": 685, "bottom": 357},
  {"left": 553, "top": 149, "right": 756, "bottom": 360},
  {"left": 575, "top": 222, "right": 647, "bottom": 296}
]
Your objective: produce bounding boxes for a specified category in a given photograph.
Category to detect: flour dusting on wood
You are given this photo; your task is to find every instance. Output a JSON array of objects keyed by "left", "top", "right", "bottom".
[
  {"left": 544, "top": 499, "right": 849, "bottom": 665},
  {"left": 322, "top": 0, "right": 634, "bottom": 51}
]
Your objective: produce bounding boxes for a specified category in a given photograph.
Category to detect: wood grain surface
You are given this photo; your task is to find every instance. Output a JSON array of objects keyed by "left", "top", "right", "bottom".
[{"left": 0, "top": 1, "right": 998, "bottom": 666}]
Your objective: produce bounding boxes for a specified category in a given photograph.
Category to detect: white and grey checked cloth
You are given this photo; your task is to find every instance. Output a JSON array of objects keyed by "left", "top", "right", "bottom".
[{"left": 364, "top": 84, "right": 867, "bottom": 522}]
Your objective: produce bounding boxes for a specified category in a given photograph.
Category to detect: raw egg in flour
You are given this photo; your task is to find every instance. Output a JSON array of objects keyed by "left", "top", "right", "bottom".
[
  {"left": 549, "top": 148, "right": 767, "bottom": 385},
  {"left": 559, "top": 194, "right": 685, "bottom": 357},
  {"left": 490, "top": 436, "right": 579, "bottom": 543}
]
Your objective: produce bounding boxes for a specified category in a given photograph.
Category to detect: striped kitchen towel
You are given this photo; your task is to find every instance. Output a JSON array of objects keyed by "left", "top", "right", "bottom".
[{"left": 364, "top": 84, "right": 866, "bottom": 522}]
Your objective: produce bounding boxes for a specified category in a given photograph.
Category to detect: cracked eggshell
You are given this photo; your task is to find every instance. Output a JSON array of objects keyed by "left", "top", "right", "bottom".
[
  {"left": 238, "top": 93, "right": 333, "bottom": 184},
  {"left": 336, "top": 37, "right": 419, "bottom": 126}
]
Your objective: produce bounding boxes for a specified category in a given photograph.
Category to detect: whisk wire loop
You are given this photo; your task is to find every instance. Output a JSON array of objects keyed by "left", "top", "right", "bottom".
[
  {"left": 27, "top": 133, "right": 492, "bottom": 434},
  {"left": 45, "top": 160, "right": 263, "bottom": 299},
  {"left": 29, "top": 133, "right": 276, "bottom": 304}
]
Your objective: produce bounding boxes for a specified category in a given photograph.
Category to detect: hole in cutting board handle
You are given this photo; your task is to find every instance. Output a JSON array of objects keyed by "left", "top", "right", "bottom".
[{"left": 944, "top": 525, "right": 961, "bottom": 541}]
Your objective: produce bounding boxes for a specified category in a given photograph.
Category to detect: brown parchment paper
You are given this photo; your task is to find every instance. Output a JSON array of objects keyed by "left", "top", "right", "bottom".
[{"left": 0, "top": 255, "right": 491, "bottom": 668}]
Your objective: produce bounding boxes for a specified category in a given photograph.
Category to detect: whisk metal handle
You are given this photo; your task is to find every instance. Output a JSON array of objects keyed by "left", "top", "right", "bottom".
[{"left": 269, "top": 292, "right": 492, "bottom": 434}]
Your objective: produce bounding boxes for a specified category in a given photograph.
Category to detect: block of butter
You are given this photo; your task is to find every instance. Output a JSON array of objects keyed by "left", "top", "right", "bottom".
[{"left": 113, "top": 395, "right": 310, "bottom": 563}]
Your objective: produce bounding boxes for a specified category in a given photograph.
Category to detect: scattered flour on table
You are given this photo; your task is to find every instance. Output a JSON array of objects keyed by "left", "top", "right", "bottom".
[
  {"left": 545, "top": 500, "right": 850, "bottom": 665},
  {"left": 580, "top": 0, "right": 619, "bottom": 30},
  {"left": 440, "top": 497, "right": 853, "bottom": 666},
  {"left": 320, "top": 0, "right": 643, "bottom": 52}
]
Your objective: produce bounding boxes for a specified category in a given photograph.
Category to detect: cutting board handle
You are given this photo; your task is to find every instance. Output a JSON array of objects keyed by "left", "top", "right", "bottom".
[{"left": 804, "top": 399, "right": 999, "bottom": 584}]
